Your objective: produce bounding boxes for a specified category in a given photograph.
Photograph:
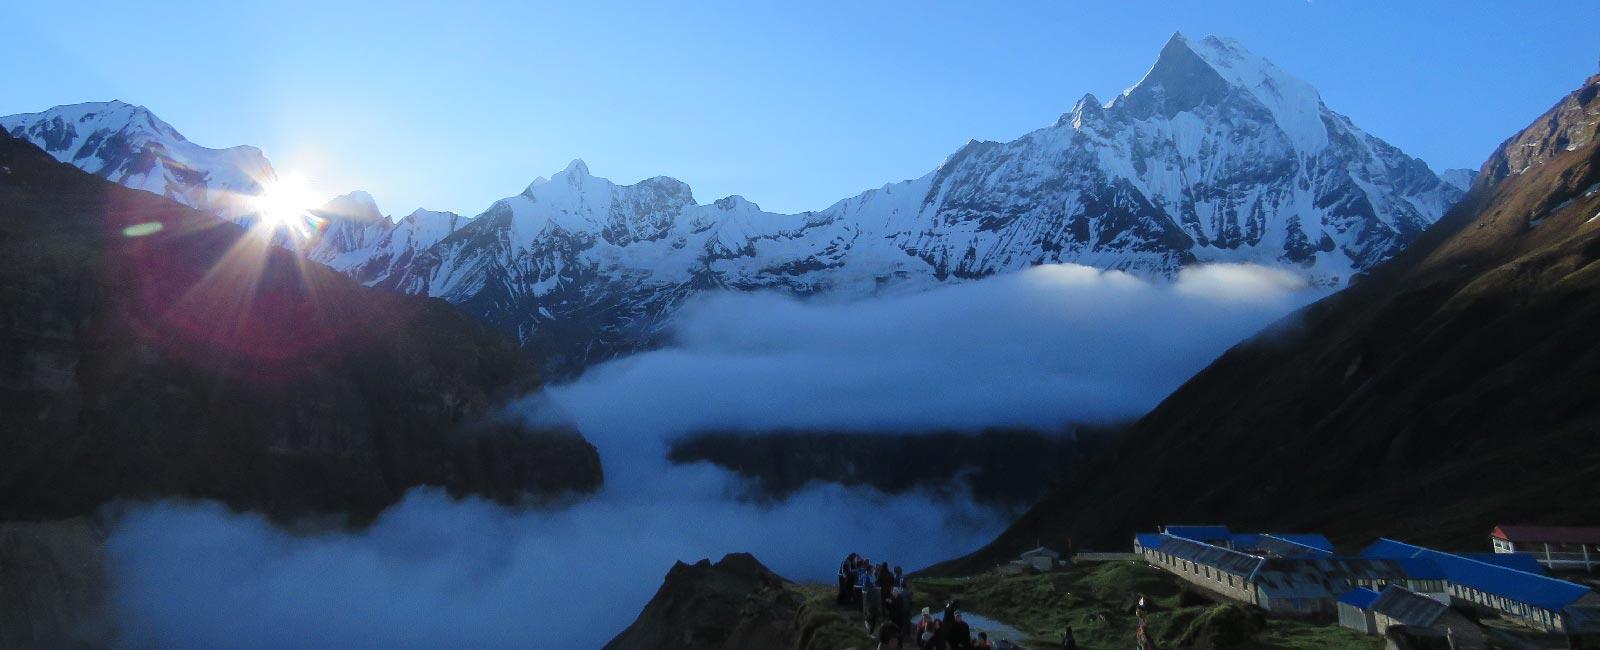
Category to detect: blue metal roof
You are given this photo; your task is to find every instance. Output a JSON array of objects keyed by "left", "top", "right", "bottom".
[
  {"left": 1252, "top": 535, "right": 1335, "bottom": 558},
  {"left": 1270, "top": 533, "right": 1335, "bottom": 552},
  {"left": 1461, "top": 553, "right": 1548, "bottom": 575},
  {"left": 1135, "top": 533, "right": 1165, "bottom": 550},
  {"left": 1390, "top": 558, "right": 1447, "bottom": 581},
  {"left": 1163, "top": 525, "right": 1232, "bottom": 543},
  {"left": 1254, "top": 557, "right": 1415, "bottom": 599},
  {"left": 1370, "top": 586, "right": 1447, "bottom": 627},
  {"left": 1153, "top": 534, "right": 1264, "bottom": 577},
  {"left": 1359, "top": 538, "right": 1592, "bottom": 611},
  {"left": 1337, "top": 587, "right": 1381, "bottom": 609}
]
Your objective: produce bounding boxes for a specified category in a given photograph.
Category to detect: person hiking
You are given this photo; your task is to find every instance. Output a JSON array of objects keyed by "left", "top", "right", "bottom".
[
  {"left": 838, "top": 554, "right": 856, "bottom": 605},
  {"left": 947, "top": 611, "right": 972, "bottom": 650},
  {"left": 916, "top": 607, "right": 934, "bottom": 647},
  {"left": 866, "top": 581, "right": 883, "bottom": 635},
  {"left": 892, "top": 587, "right": 911, "bottom": 639}
]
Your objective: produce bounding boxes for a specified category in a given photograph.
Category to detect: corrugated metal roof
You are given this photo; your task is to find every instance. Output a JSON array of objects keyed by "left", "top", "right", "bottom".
[
  {"left": 1255, "top": 557, "right": 1415, "bottom": 599},
  {"left": 1270, "top": 533, "right": 1335, "bottom": 552},
  {"left": 1251, "top": 535, "right": 1335, "bottom": 558},
  {"left": 1135, "top": 533, "right": 1165, "bottom": 550},
  {"left": 1163, "top": 525, "right": 1233, "bottom": 543},
  {"left": 1461, "top": 553, "right": 1548, "bottom": 575},
  {"left": 1389, "top": 558, "right": 1447, "bottom": 581},
  {"left": 1338, "top": 587, "right": 1381, "bottom": 609},
  {"left": 1493, "top": 525, "right": 1600, "bottom": 544},
  {"left": 1360, "top": 538, "right": 1593, "bottom": 611},
  {"left": 1371, "top": 586, "right": 1447, "bottom": 627},
  {"left": 1153, "top": 534, "right": 1264, "bottom": 577}
]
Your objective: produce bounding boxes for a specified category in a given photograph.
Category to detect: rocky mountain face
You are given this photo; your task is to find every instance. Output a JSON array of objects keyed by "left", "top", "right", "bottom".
[
  {"left": 933, "top": 74, "right": 1600, "bottom": 574},
  {"left": 0, "top": 131, "right": 602, "bottom": 520},
  {"left": 604, "top": 553, "right": 858, "bottom": 650},
  {"left": 0, "top": 101, "right": 272, "bottom": 222},
  {"left": 4, "top": 34, "right": 1463, "bottom": 378}
]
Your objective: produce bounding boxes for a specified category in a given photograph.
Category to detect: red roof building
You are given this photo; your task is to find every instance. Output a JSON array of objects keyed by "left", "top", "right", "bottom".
[{"left": 1491, "top": 525, "right": 1600, "bottom": 572}]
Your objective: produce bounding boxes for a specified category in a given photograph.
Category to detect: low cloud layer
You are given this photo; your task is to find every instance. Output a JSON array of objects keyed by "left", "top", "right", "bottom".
[
  {"left": 106, "top": 476, "right": 1000, "bottom": 649},
  {"left": 101, "top": 262, "right": 1319, "bottom": 648},
  {"left": 554, "top": 263, "right": 1319, "bottom": 436}
]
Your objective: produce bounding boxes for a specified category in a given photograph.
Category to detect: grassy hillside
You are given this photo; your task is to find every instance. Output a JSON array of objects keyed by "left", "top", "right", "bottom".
[{"left": 912, "top": 561, "right": 1379, "bottom": 649}]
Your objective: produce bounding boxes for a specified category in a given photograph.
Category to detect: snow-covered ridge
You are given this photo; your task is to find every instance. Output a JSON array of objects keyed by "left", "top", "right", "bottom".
[
  {"left": 3, "top": 33, "right": 1465, "bottom": 378},
  {"left": 1, "top": 100, "right": 275, "bottom": 220}
]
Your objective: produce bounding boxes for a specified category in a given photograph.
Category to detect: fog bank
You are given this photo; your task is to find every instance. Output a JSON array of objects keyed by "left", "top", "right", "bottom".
[
  {"left": 554, "top": 263, "right": 1319, "bottom": 437},
  {"left": 102, "top": 262, "right": 1321, "bottom": 648}
]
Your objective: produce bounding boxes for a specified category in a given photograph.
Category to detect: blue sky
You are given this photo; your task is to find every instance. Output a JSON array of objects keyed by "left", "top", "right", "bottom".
[{"left": 4, "top": 0, "right": 1597, "bottom": 215}]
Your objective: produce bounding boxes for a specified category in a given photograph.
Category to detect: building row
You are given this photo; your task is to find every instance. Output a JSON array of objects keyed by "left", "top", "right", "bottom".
[
  {"left": 1133, "top": 525, "right": 1600, "bottom": 636},
  {"left": 1491, "top": 525, "right": 1600, "bottom": 572}
]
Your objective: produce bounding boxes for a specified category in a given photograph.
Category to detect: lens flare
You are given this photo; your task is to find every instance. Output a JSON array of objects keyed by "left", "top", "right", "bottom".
[{"left": 250, "top": 174, "right": 319, "bottom": 231}]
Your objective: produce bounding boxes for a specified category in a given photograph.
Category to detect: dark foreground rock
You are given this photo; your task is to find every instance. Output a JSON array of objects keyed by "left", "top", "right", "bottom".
[
  {"left": 606, "top": 553, "right": 865, "bottom": 650},
  {"left": 0, "top": 131, "right": 602, "bottom": 521},
  {"left": 0, "top": 519, "right": 111, "bottom": 649}
]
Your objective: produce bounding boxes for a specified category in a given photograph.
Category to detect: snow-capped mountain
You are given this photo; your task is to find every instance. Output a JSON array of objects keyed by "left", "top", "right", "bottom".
[
  {"left": 0, "top": 101, "right": 423, "bottom": 257},
  {"left": 3, "top": 34, "right": 1465, "bottom": 378},
  {"left": 1, "top": 101, "right": 274, "bottom": 221},
  {"left": 353, "top": 33, "right": 1463, "bottom": 375}
]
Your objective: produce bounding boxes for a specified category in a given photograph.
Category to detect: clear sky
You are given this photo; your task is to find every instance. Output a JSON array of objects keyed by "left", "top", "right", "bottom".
[{"left": 4, "top": 0, "right": 1597, "bottom": 216}]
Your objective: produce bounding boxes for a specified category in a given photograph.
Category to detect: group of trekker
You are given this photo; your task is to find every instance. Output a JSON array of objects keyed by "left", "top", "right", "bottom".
[{"left": 836, "top": 553, "right": 998, "bottom": 650}]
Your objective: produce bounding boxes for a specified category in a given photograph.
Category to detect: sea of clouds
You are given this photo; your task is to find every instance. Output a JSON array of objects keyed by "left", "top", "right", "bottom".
[{"left": 101, "top": 263, "right": 1322, "bottom": 648}]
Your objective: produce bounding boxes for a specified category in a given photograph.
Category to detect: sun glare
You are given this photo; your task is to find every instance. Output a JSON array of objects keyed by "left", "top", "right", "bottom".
[{"left": 251, "top": 174, "right": 318, "bottom": 230}]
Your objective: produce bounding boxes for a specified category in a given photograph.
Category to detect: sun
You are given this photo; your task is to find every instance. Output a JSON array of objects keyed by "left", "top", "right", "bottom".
[{"left": 250, "top": 174, "right": 318, "bottom": 230}]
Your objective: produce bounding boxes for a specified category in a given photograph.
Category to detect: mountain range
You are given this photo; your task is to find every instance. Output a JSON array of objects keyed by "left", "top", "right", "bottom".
[
  {"left": 4, "top": 34, "right": 1473, "bottom": 377},
  {"left": 935, "top": 71, "right": 1600, "bottom": 574}
]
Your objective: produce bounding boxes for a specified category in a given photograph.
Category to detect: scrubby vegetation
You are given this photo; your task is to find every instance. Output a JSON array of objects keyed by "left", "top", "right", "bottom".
[{"left": 911, "top": 561, "right": 1380, "bottom": 649}]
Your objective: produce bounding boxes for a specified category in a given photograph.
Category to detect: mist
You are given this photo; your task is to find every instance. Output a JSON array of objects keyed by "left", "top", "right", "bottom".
[
  {"left": 554, "top": 263, "right": 1319, "bottom": 437},
  {"left": 101, "top": 262, "right": 1322, "bottom": 648}
]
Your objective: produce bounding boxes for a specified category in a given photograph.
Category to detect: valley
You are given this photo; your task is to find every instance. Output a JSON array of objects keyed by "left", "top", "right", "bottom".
[{"left": 3, "top": 7, "right": 1599, "bottom": 649}]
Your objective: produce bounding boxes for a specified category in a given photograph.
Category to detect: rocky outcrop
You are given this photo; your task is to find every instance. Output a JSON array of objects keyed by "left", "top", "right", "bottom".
[
  {"left": 0, "top": 131, "right": 602, "bottom": 521},
  {"left": 604, "top": 553, "right": 808, "bottom": 650},
  {"left": 0, "top": 519, "right": 112, "bottom": 649},
  {"left": 606, "top": 553, "right": 871, "bottom": 650}
]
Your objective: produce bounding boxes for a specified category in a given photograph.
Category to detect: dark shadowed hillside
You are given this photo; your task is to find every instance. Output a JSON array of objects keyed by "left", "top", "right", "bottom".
[
  {"left": 0, "top": 132, "right": 602, "bottom": 521},
  {"left": 669, "top": 427, "right": 1110, "bottom": 510},
  {"left": 935, "top": 75, "right": 1600, "bottom": 573}
]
